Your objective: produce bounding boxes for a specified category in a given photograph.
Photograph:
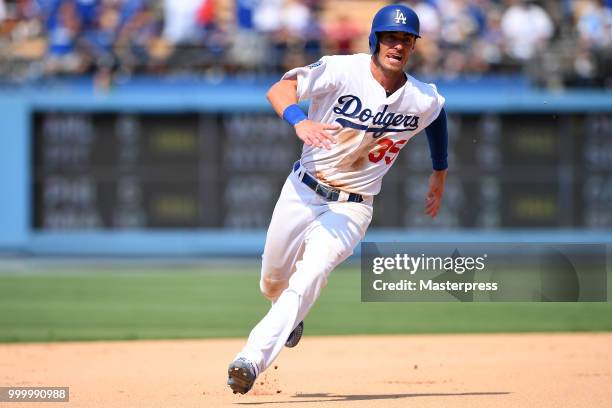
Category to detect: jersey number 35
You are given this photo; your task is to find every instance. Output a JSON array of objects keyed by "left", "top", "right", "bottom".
[{"left": 368, "top": 138, "right": 407, "bottom": 165}]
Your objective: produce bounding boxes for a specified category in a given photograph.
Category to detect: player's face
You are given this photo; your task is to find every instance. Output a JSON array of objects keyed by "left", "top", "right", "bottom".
[{"left": 376, "top": 31, "right": 416, "bottom": 73}]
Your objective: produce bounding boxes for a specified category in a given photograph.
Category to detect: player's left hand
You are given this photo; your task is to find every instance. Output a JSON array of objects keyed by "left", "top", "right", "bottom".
[{"left": 425, "top": 169, "right": 447, "bottom": 218}]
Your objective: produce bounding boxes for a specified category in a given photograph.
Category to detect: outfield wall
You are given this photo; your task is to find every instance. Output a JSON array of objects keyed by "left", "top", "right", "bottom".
[{"left": 1, "top": 78, "right": 611, "bottom": 256}]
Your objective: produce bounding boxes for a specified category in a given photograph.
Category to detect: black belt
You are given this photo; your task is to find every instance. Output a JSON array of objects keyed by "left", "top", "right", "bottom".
[{"left": 293, "top": 161, "right": 364, "bottom": 203}]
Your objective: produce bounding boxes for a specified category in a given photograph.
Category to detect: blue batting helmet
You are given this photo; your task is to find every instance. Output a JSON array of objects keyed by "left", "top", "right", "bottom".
[{"left": 368, "top": 4, "right": 421, "bottom": 54}]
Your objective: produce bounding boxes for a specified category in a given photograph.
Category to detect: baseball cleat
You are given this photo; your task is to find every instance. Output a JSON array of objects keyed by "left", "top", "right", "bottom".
[
  {"left": 227, "top": 357, "right": 257, "bottom": 395},
  {"left": 285, "top": 321, "right": 304, "bottom": 348}
]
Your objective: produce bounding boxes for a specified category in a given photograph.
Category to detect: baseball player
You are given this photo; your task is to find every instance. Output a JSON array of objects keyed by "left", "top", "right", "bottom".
[{"left": 227, "top": 4, "right": 448, "bottom": 394}]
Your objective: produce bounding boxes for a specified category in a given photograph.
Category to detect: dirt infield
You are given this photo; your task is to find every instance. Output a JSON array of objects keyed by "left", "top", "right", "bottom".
[{"left": 1, "top": 333, "right": 611, "bottom": 407}]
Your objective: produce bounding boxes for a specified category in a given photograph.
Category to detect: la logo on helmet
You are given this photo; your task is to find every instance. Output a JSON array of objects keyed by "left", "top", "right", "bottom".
[{"left": 394, "top": 9, "right": 407, "bottom": 24}]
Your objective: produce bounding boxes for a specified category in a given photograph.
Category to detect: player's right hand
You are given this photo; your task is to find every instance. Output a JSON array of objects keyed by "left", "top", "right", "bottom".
[{"left": 294, "top": 120, "right": 340, "bottom": 150}]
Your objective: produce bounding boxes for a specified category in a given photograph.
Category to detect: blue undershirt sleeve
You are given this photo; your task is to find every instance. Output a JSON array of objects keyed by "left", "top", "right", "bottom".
[{"left": 425, "top": 108, "right": 448, "bottom": 171}]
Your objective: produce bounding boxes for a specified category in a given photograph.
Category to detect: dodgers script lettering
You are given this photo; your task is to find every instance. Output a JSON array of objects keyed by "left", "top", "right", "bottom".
[{"left": 332, "top": 95, "right": 420, "bottom": 137}]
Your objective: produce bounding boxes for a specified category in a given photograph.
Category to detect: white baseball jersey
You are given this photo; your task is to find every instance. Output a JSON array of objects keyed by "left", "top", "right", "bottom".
[{"left": 282, "top": 53, "right": 445, "bottom": 196}]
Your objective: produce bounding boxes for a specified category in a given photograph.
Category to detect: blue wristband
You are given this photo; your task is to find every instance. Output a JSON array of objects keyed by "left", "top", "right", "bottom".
[{"left": 283, "top": 104, "right": 307, "bottom": 126}]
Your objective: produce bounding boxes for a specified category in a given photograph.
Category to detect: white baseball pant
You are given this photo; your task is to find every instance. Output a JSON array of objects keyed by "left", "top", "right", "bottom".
[{"left": 236, "top": 165, "right": 373, "bottom": 374}]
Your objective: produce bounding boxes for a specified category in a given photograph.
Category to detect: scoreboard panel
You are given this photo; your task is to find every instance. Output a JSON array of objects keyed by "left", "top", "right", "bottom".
[{"left": 32, "top": 112, "right": 612, "bottom": 230}]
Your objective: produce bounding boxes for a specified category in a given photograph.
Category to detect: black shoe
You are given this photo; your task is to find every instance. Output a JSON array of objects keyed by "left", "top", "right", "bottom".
[
  {"left": 227, "top": 357, "right": 257, "bottom": 394},
  {"left": 285, "top": 321, "right": 304, "bottom": 348}
]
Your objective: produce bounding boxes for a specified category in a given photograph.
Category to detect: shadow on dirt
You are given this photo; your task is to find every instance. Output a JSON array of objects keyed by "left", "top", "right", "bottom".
[{"left": 236, "top": 391, "right": 511, "bottom": 404}]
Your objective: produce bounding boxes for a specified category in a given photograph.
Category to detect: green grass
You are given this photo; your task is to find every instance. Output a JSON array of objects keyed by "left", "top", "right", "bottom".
[{"left": 0, "top": 263, "right": 610, "bottom": 342}]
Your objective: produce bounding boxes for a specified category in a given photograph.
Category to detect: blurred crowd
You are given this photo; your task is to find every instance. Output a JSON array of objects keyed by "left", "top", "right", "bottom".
[{"left": 0, "top": 0, "right": 611, "bottom": 88}]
